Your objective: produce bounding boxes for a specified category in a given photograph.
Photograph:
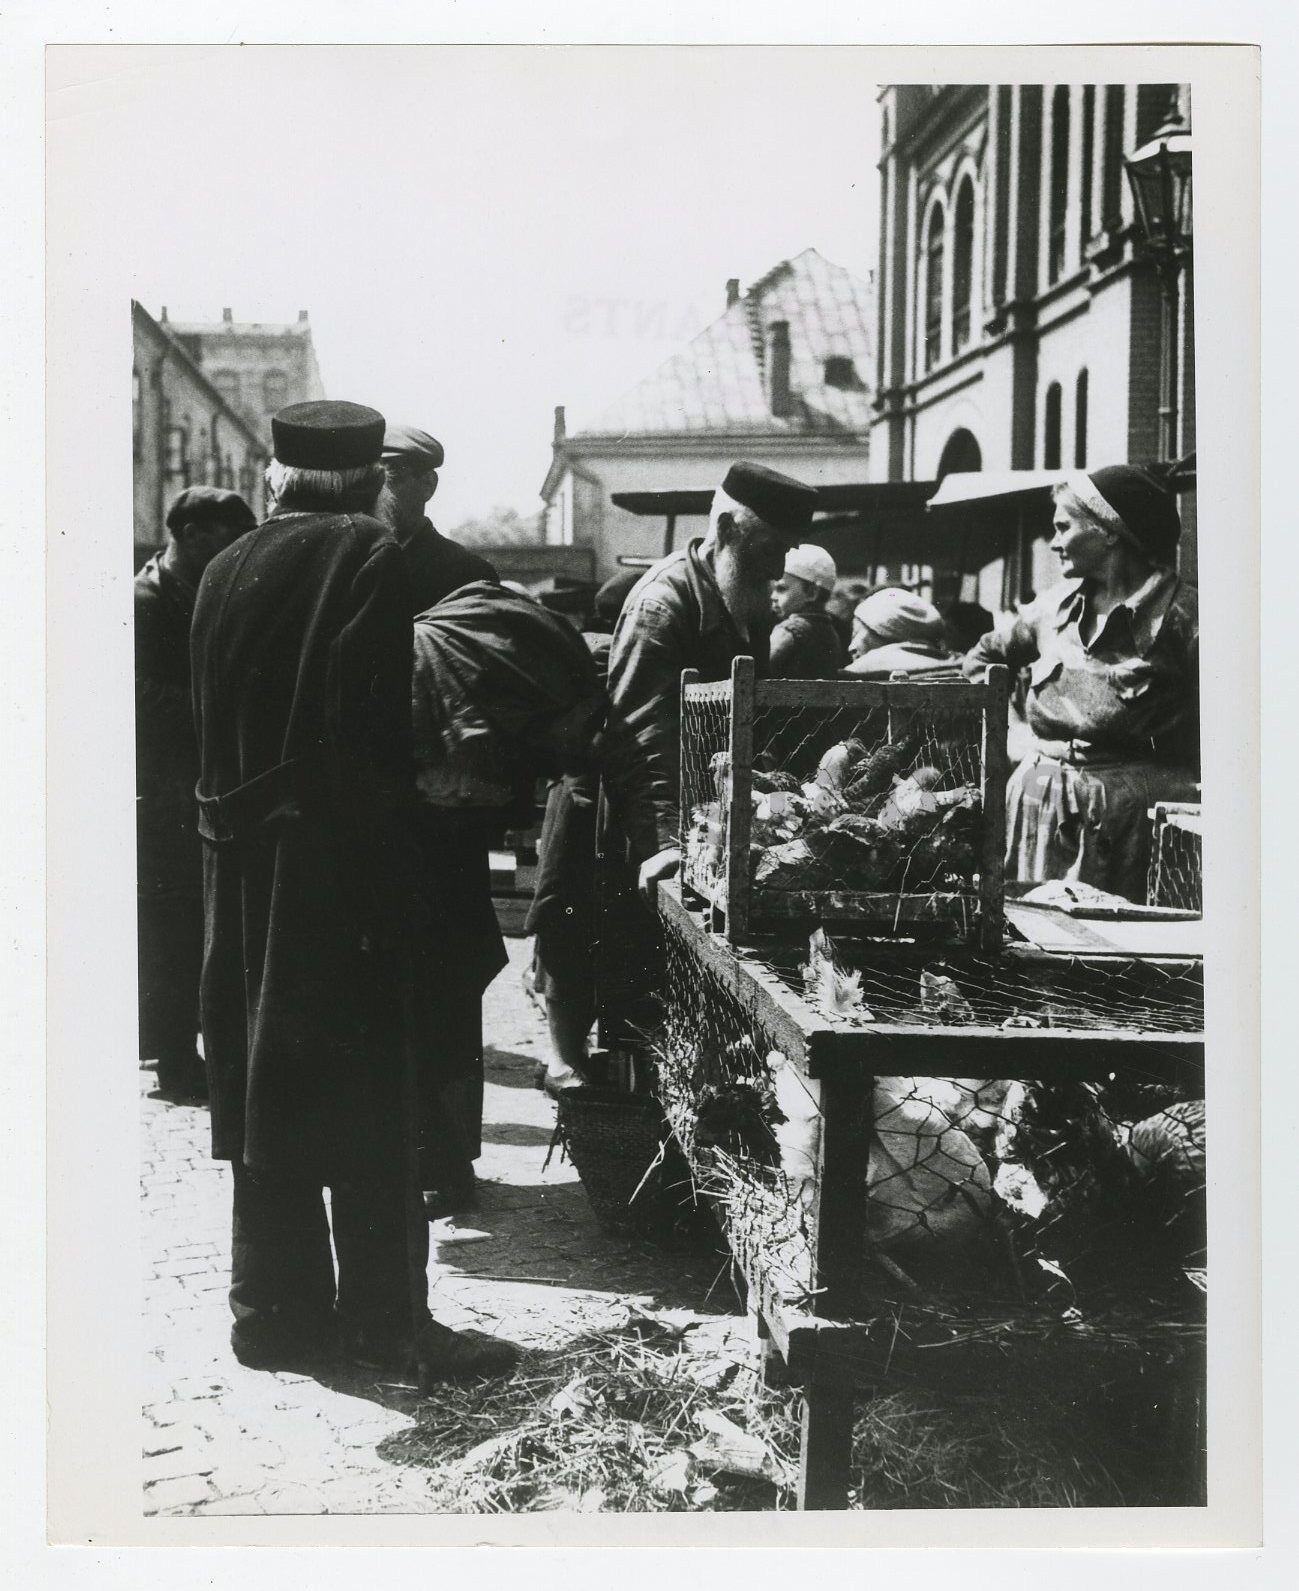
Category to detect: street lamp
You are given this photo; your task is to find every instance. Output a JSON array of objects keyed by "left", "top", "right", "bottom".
[{"left": 1124, "top": 95, "right": 1194, "bottom": 462}]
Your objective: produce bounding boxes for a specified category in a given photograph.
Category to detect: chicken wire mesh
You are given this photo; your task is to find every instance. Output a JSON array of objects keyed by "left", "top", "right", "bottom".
[
  {"left": 679, "top": 674, "right": 1000, "bottom": 944},
  {"left": 1147, "top": 804, "right": 1203, "bottom": 912},
  {"left": 660, "top": 908, "right": 1206, "bottom": 1328}
]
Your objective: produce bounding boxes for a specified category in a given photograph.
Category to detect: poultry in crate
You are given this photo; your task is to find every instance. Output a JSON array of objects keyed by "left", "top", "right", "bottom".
[{"left": 997, "top": 1082, "right": 1208, "bottom": 1299}]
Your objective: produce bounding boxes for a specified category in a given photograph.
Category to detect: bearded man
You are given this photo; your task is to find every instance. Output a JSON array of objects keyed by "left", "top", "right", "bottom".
[
  {"left": 595, "top": 462, "right": 817, "bottom": 1040},
  {"left": 190, "top": 400, "right": 515, "bottom": 1381}
]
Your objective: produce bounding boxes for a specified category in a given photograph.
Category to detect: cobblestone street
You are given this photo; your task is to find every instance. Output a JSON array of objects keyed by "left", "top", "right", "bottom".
[{"left": 141, "top": 938, "right": 730, "bottom": 1517}]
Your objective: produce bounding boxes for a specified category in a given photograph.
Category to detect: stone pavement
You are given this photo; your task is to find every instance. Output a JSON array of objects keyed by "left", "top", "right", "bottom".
[{"left": 141, "top": 938, "right": 731, "bottom": 1517}]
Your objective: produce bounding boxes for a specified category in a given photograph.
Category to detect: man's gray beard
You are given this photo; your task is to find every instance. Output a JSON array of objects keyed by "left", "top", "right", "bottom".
[{"left": 713, "top": 542, "right": 774, "bottom": 636}]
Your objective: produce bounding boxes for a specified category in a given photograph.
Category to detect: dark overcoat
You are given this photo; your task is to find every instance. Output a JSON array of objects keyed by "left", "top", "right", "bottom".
[
  {"left": 190, "top": 507, "right": 414, "bottom": 1180},
  {"left": 135, "top": 551, "right": 201, "bottom": 897}
]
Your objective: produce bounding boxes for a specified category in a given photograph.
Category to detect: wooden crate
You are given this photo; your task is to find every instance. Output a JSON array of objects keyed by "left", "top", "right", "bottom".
[
  {"left": 1147, "top": 801, "right": 1203, "bottom": 912},
  {"left": 678, "top": 658, "right": 1010, "bottom": 950},
  {"left": 657, "top": 882, "right": 1206, "bottom": 1509}
]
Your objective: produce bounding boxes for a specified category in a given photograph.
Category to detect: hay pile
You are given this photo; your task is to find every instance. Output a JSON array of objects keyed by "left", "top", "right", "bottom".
[{"left": 379, "top": 1304, "right": 1140, "bottom": 1511}]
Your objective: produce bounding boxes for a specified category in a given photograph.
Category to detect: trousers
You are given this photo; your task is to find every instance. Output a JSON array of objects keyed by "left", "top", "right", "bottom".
[
  {"left": 137, "top": 888, "right": 204, "bottom": 1065},
  {"left": 229, "top": 1160, "right": 428, "bottom": 1349}
]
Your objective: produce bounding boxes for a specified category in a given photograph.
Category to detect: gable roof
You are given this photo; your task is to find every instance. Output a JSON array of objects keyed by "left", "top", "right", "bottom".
[{"left": 569, "top": 248, "right": 873, "bottom": 443}]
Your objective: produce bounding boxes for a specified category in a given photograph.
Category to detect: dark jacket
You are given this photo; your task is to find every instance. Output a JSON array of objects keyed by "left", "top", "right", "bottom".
[
  {"left": 190, "top": 508, "right": 414, "bottom": 1179},
  {"left": 135, "top": 551, "right": 202, "bottom": 896},
  {"left": 769, "top": 607, "right": 845, "bottom": 679},
  {"left": 605, "top": 540, "right": 767, "bottom": 853},
  {"left": 403, "top": 518, "right": 498, "bottom": 614},
  {"left": 962, "top": 572, "right": 1199, "bottom": 770}
]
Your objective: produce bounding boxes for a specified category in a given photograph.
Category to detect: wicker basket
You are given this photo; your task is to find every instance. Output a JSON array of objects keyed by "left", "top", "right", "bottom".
[{"left": 556, "top": 1087, "right": 675, "bottom": 1235}]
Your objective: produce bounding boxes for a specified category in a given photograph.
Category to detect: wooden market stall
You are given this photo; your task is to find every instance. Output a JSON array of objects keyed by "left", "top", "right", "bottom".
[{"left": 648, "top": 658, "right": 1206, "bottom": 1510}]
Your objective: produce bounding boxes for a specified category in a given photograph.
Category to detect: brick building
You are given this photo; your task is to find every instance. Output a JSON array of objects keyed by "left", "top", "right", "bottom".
[
  {"left": 871, "top": 83, "right": 1196, "bottom": 604},
  {"left": 541, "top": 249, "right": 873, "bottom": 582},
  {"left": 160, "top": 307, "right": 326, "bottom": 450},
  {"left": 132, "top": 301, "right": 271, "bottom": 567}
]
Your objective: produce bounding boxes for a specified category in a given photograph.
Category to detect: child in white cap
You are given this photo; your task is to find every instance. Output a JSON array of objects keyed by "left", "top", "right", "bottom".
[{"left": 769, "top": 543, "right": 846, "bottom": 678}]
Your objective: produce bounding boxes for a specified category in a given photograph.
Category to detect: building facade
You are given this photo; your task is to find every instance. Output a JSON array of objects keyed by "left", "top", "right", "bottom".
[
  {"left": 872, "top": 84, "right": 1196, "bottom": 593},
  {"left": 541, "top": 249, "right": 873, "bottom": 582},
  {"left": 158, "top": 307, "right": 326, "bottom": 451},
  {"left": 132, "top": 301, "right": 271, "bottom": 566}
]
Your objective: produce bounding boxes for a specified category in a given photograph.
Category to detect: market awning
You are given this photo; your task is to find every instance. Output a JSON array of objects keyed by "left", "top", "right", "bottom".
[
  {"left": 610, "top": 482, "right": 936, "bottom": 519},
  {"left": 925, "top": 469, "right": 1062, "bottom": 511}
]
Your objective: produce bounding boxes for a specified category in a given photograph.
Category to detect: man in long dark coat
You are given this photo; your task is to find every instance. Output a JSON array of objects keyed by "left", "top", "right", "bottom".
[
  {"left": 136, "top": 485, "right": 255, "bottom": 1100},
  {"left": 190, "top": 400, "right": 516, "bottom": 1380},
  {"left": 374, "top": 422, "right": 505, "bottom": 1217}
]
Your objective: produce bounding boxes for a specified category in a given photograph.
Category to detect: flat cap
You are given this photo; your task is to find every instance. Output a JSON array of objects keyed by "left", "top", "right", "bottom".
[
  {"left": 722, "top": 461, "right": 818, "bottom": 538},
  {"left": 165, "top": 485, "right": 257, "bottom": 536},
  {"left": 272, "top": 400, "right": 386, "bottom": 470},
  {"left": 381, "top": 423, "right": 445, "bottom": 471}
]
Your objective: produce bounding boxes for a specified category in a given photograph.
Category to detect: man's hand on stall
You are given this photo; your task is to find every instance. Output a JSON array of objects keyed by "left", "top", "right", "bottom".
[{"left": 638, "top": 846, "right": 680, "bottom": 910}]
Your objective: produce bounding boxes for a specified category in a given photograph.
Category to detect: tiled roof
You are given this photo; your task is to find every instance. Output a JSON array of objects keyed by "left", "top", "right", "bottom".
[
  {"left": 165, "top": 321, "right": 314, "bottom": 339},
  {"left": 572, "top": 248, "right": 873, "bottom": 440}
]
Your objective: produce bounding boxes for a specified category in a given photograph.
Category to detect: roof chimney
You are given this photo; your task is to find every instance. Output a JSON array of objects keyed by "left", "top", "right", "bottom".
[
  {"left": 767, "top": 321, "right": 794, "bottom": 418},
  {"left": 298, "top": 310, "right": 309, "bottom": 322},
  {"left": 222, "top": 307, "right": 233, "bottom": 322},
  {"left": 159, "top": 306, "right": 168, "bottom": 323},
  {"left": 726, "top": 277, "right": 740, "bottom": 308},
  {"left": 553, "top": 405, "right": 566, "bottom": 443}
]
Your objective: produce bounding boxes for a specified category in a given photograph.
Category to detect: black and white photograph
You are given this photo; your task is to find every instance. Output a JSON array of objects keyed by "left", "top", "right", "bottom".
[{"left": 33, "top": 25, "right": 1269, "bottom": 1557}]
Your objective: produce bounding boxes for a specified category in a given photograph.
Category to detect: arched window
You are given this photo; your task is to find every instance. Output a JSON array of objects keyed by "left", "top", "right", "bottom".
[
  {"left": 1048, "top": 86, "right": 1070, "bottom": 282},
  {"left": 937, "top": 428, "right": 983, "bottom": 479},
  {"left": 1043, "top": 382, "right": 1063, "bottom": 470},
  {"left": 1080, "top": 86, "right": 1096, "bottom": 244},
  {"left": 1074, "top": 370, "right": 1089, "bottom": 467},
  {"left": 923, "top": 200, "right": 945, "bottom": 372},
  {"left": 263, "top": 369, "right": 289, "bottom": 411},
  {"left": 952, "top": 176, "right": 976, "bottom": 353}
]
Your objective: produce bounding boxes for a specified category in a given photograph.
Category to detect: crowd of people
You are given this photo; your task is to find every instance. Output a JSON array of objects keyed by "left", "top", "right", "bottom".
[{"left": 135, "top": 397, "right": 1200, "bottom": 1386}]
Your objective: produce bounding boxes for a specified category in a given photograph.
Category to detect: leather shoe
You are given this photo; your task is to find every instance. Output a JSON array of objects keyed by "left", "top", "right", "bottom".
[
  {"left": 342, "top": 1315, "right": 519, "bottom": 1385},
  {"left": 422, "top": 1179, "right": 478, "bottom": 1221},
  {"left": 412, "top": 1318, "right": 520, "bottom": 1387},
  {"left": 153, "top": 1056, "right": 209, "bottom": 1103},
  {"left": 231, "top": 1325, "right": 334, "bottom": 1372}
]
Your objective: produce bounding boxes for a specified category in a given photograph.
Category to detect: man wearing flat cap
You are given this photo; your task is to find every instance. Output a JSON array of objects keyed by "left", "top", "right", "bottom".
[
  {"left": 375, "top": 423, "right": 499, "bottom": 612},
  {"left": 595, "top": 461, "right": 817, "bottom": 1041},
  {"left": 136, "top": 485, "right": 256, "bottom": 1101},
  {"left": 190, "top": 400, "right": 516, "bottom": 1381},
  {"left": 375, "top": 423, "right": 504, "bottom": 1218}
]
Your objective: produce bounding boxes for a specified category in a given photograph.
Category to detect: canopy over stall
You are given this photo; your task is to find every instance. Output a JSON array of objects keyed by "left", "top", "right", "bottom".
[
  {"left": 610, "top": 457, "right": 1195, "bottom": 593},
  {"left": 610, "top": 482, "right": 937, "bottom": 572}
]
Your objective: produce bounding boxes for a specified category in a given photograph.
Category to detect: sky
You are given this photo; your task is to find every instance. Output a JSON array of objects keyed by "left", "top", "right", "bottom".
[{"left": 49, "top": 45, "right": 880, "bottom": 527}]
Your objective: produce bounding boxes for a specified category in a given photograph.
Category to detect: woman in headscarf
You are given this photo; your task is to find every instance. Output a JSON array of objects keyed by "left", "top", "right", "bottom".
[
  {"left": 963, "top": 464, "right": 1199, "bottom": 903},
  {"left": 842, "top": 587, "right": 962, "bottom": 678}
]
